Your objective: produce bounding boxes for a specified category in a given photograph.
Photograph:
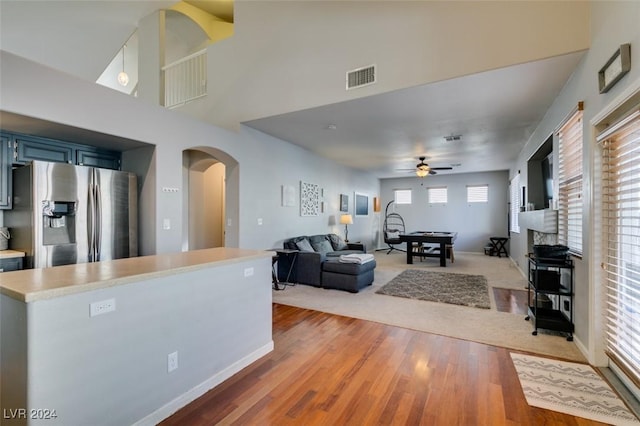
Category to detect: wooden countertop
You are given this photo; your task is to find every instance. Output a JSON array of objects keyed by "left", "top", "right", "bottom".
[
  {"left": 0, "top": 247, "right": 274, "bottom": 303},
  {"left": 0, "top": 249, "right": 25, "bottom": 259}
]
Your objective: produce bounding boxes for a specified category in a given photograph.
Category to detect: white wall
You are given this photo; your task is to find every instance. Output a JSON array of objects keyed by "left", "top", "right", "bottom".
[
  {"left": 380, "top": 171, "right": 509, "bottom": 252},
  {"left": 508, "top": 1, "right": 640, "bottom": 364}
]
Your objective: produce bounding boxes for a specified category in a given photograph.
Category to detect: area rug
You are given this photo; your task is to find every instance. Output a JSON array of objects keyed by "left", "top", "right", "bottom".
[
  {"left": 510, "top": 353, "right": 640, "bottom": 425},
  {"left": 375, "top": 269, "right": 490, "bottom": 309}
]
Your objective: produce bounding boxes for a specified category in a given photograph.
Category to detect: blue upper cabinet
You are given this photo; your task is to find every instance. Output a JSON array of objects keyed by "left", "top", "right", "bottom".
[
  {"left": 0, "top": 133, "right": 12, "bottom": 209},
  {"left": 77, "top": 148, "right": 121, "bottom": 170},
  {"left": 11, "top": 133, "right": 121, "bottom": 170},
  {"left": 14, "top": 135, "right": 75, "bottom": 165},
  {"left": 0, "top": 131, "right": 123, "bottom": 209}
]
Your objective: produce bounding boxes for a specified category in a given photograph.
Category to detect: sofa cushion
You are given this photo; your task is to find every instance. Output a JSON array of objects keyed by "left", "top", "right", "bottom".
[
  {"left": 311, "top": 239, "right": 334, "bottom": 255},
  {"left": 284, "top": 236, "right": 307, "bottom": 250},
  {"left": 295, "top": 238, "right": 315, "bottom": 252},
  {"left": 323, "top": 258, "right": 377, "bottom": 274},
  {"left": 328, "top": 234, "right": 348, "bottom": 251}
]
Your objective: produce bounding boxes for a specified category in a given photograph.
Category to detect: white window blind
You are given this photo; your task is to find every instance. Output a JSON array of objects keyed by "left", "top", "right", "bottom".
[
  {"left": 428, "top": 187, "right": 447, "bottom": 204},
  {"left": 394, "top": 189, "right": 412, "bottom": 204},
  {"left": 510, "top": 174, "right": 520, "bottom": 233},
  {"left": 557, "top": 105, "right": 583, "bottom": 254},
  {"left": 600, "top": 108, "right": 640, "bottom": 387},
  {"left": 467, "top": 185, "right": 489, "bottom": 203}
]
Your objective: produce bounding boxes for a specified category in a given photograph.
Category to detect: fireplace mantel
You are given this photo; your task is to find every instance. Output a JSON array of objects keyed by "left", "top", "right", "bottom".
[{"left": 519, "top": 209, "right": 558, "bottom": 233}]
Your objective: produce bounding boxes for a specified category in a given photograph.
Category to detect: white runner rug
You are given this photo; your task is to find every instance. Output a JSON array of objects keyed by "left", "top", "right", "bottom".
[{"left": 511, "top": 353, "right": 640, "bottom": 425}]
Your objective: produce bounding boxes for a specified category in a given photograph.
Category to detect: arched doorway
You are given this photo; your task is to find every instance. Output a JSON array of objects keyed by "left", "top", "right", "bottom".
[{"left": 183, "top": 149, "right": 226, "bottom": 250}]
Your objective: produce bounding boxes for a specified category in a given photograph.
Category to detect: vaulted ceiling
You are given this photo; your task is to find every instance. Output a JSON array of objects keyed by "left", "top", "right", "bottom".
[{"left": 0, "top": 1, "right": 587, "bottom": 178}]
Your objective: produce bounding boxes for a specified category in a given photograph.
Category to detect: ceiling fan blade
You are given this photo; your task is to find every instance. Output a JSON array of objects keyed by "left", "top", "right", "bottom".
[
  {"left": 429, "top": 170, "right": 437, "bottom": 175},
  {"left": 429, "top": 167, "right": 453, "bottom": 170}
]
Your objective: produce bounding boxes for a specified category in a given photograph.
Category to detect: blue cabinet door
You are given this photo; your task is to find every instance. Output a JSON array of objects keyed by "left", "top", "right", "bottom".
[
  {"left": 0, "top": 133, "right": 12, "bottom": 209},
  {"left": 14, "top": 135, "right": 75, "bottom": 165},
  {"left": 77, "top": 149, "right": 121, "bottom": 170}
]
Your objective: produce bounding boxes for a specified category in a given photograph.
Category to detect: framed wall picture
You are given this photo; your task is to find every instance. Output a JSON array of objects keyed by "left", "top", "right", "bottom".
[
  {"left": 300, "top": 181, "right": 320, "bottom": 216},
  {"left": 340, "top": 194, "right": 349, "bottom": 212},
  {"left": 355, "top": 192, "right": 369, "bottom": 216},
  {"left": 282, "top": 184, "right": 296, "bottom": 207}
]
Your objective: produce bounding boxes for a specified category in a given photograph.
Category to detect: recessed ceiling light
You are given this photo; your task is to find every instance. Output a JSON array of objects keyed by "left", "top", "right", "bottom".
[
  {"left": 450, "top": 163, "right": 462, "bottom": 167},
  {"left": 326, "top": 124, "right": 337, "bottom": 130},
  {"left": 444, "top": 135, "right": 462, "bottom": 142}
]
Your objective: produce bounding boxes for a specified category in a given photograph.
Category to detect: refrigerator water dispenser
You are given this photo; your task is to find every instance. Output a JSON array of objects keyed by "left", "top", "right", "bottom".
[{"left": 42, "top": 200, "right": 77, "bottom": 245}]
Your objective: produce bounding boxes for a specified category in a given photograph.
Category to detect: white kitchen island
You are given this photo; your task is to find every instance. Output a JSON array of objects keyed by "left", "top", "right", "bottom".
[{"left": 0, "top": 248, "right": 274, "bottom": 425}]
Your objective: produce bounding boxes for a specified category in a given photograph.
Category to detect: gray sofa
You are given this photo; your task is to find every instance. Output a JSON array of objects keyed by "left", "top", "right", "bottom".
[{"left": 277, "top": 234, "right": 366, "bottom": 287}]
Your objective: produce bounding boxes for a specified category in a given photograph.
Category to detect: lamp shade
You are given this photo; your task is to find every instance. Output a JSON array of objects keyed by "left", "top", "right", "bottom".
[{"left": 340, "top": 214, "right": 353, "bottom": 225}]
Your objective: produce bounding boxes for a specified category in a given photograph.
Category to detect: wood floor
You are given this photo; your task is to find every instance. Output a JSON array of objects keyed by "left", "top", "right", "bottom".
[
  {"left": 160, "top": 304, "right": 607, "bottom": 425},
  {"left": 492, "top": 287, "right": 530, "bottom": 315}
]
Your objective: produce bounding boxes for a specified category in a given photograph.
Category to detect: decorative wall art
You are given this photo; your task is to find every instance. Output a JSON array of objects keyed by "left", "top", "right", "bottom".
[
  {"left": 355, "top": 192, "right": 369, "bottom": 216},
  {"left": 282, "top": 185, "right": 296, "bottom": 207},
  {"left": 300, "top": 181, "right": 320, "bottom": 216},
  {"left": 373, "top": 197, "right": 381, "bottom": 212},
  {"left": 340, "top": 194, "right": 349, "bottom": 212}
]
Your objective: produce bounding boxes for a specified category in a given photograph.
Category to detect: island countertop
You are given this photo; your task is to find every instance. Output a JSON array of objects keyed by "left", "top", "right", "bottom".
[
  {"left": 0, "top": 247, "right": 274, "bottom": 303},
  {"left": 0, "top": 249, "right": 25, "bottom": 259}
]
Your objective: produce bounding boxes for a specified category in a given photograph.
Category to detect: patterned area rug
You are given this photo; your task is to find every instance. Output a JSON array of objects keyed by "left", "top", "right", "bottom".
[
  {"left": 511, "top": 353, "right": 640, "bottom": 425},
  {"left": 375, "top": 269, "right": 490, "bottom": 309}
]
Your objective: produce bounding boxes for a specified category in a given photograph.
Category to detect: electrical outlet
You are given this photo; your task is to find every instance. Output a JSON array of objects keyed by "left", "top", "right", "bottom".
[
  {"left": 244, "top": 267, "right": 254, "bottom": 277},
  {"left": 90, "top": 298, "right": 116, "bottom": 317},
  {"left": 163, "top": 218, "right": 171, "bottom": 230},
  {"left": 167, "top": 351, "right": 178, "bottom": 373}
]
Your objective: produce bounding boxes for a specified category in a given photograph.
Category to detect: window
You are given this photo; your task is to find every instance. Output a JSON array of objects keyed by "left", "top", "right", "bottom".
[
  {"left": 394, "top": 189, "right": 412, "bottom": 205},
  {"left": 599, "top": 108, "right": 640, "bottom": 387},
  {"left": 510, "top": 174, "right": 520, "bottom": 233},
  {"left": 557, "top": 104, "right": 583, "bottom": 254},
  {"left": 428, "top": 187, "right": 447, "bottom": 204},
  {"left": 467, "top": 185, "right": 488, "bottom": 203}
]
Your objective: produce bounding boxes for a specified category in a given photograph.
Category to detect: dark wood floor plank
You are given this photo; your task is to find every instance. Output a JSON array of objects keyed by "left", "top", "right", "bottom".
[{"left": 160, "top": 303, "right": 613, "bottom": 425}]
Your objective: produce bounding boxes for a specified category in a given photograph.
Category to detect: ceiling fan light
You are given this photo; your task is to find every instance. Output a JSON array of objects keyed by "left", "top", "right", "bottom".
[{"left": 416, "top": 169, "right": 428, "bottom": 177}]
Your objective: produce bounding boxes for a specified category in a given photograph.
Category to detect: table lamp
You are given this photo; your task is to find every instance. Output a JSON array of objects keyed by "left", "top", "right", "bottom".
[{"left": 340, "top": 214, "right": 353, "bottom": 242}]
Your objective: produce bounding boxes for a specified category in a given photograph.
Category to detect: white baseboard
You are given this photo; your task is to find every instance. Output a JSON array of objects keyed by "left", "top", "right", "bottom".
[
  {"left": 572, "top": 335, "right": 589, "bottom": 363},
  {"left": 133, "top": 341, "right": 274, "bottom": 426}
]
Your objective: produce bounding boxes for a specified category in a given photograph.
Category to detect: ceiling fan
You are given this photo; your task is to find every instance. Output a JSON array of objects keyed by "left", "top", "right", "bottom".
[{"left": 398, "top": 156, "right": 453, "bottom": 177}]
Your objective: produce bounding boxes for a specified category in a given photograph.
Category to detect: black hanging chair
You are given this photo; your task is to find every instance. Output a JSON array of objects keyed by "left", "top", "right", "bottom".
[{"left": 383, "top": 201, "right": 406, "bottom": 254}]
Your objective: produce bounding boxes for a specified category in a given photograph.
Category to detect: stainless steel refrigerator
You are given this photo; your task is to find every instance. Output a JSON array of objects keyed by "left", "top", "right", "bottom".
[{"left": 5, "top": 160, "right": 137, "bottom": 269}]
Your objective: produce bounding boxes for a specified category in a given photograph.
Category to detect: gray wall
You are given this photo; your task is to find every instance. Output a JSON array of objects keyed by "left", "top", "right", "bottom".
[
  {"left": 0, "top": 257, "right": 273, "bottom": 425},
  {"left": 380, "top": 171, "right": 509, "bottom": 252},
  {"left": 508, "top": 1, "right": 640, "bottom": 364},
  {"left": 0, "top": 51, "right": 381, "bottom": 254},
  {"left": 182, "top": 1, "right": 589, "bottom": 131}
]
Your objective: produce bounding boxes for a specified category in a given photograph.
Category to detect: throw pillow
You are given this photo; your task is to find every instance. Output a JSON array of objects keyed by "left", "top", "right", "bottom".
[
  {"left": 386, "top": 231, "right": 400, "bottom": 239},
  {"left": 329, "top": 234, "right": 348, "bottom": 250},
  {"left": 295, "top": 238, "right": 315, "bottom": 252},
  {"left": 311, "top": 239, "right": 334, "bottom": 254}
]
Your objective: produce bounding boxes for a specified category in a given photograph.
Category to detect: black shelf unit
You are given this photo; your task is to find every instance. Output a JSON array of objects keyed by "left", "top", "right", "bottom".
[{"left": 525, "top": 256, "right": 574, "bottom": 341}]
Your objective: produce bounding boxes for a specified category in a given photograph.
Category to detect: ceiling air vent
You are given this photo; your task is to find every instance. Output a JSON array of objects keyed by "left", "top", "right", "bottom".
[{"left": 346, "top": 64, "right": 376, "bottom": 90}]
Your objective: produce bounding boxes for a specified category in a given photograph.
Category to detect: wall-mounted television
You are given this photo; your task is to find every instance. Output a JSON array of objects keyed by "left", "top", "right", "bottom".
[{"left": 541, "top": 153, "right": 553, "bottom": 209}]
